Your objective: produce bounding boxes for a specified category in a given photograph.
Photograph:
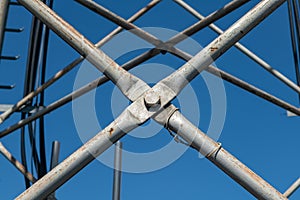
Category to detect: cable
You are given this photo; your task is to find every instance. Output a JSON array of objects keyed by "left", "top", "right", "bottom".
[{"left": 287, "top": 0, "right": 300, "bottom": 104}]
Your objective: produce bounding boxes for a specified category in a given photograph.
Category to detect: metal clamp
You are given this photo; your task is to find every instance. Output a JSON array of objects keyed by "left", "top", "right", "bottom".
[{"left": 206, "top": 142, "right": 222, "bottom": 158}]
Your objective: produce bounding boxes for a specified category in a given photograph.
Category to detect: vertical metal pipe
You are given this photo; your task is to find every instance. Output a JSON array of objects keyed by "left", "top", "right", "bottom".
[
  {"left": 0, "top": 0, "right": 9, "bottom": 56},
  {"left": 284, "top": 177, "right": 300, "bottom": 198},
  {"left": 112, "top": 141, "right": 122, "bottom": 200},
  {"left": 50, "top": 141, "right": 60, "bottom": 170},
  {"left": 48, "top": 141, "right": 60, "bottom": 200},
  {"left": 165, "top": 110, "right": 287, "bottom": 200}
]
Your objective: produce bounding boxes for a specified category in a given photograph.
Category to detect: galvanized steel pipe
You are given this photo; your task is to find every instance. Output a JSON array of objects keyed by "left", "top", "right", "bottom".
[
  {"left": 175, "top": 0, "right": 300, "bottom": 94},
  {"left": 112, "top": 141, "right": 122, "bottom": 200},
  {"left": 0, "top": 0, "right": 9, "bottom": 56},
  {"left": 15, "top": 110, "right": 140, "bottom": 200},
  {"left": 0, "top": 0, "right": 160, "bottom": 124},
  {"left": 284, "top": 177, "right": 300, "bottom": 198},
  {"left": 17, "top": 0, "right": 148, "bottom": 102},
  {"left": 165, "top": 110, "right": 287, "bottom": 200},
  {"left": 0, "top": 142, "right": 37, "bottom": 184}
]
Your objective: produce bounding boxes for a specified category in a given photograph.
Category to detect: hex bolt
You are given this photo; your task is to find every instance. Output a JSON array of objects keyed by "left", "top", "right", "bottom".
[{"left": 144, "top": 89, "right": 160, "bottom": 108}]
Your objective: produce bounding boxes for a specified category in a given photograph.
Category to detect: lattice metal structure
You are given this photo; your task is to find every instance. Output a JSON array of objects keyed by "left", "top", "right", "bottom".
[{"left": 0, "top": 0, "right": 299, "bottom": 199}]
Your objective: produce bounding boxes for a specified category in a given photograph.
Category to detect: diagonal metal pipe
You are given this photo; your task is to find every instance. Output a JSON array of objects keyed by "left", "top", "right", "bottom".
[
  {"left": 175, "top": 0, "right": 300, "bottom": 95},
  {"left": 0, "top": 0, "right": 160, "bottom": 124},
  {"left": 154, "top": 106, "right": 287, "bottom": 200},
  {"left": 17, "top": 0, "right": 149, "bottom": 102},
  {"left": 15, "top": 0, "right": 288, "bottom": 199},
  {"left": 1, "top": 0, "right": 298, "bottom": 140},
  {"left": 0, "top": 142, "right": 37, "bottom": 184},
  {"left": 284, "top": 177, "right": 300, "bottom": 197}
]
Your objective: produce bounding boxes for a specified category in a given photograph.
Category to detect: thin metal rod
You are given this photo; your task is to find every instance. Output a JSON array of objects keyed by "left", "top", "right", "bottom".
[
  {"left": 169, "top": 0, "right": 250, "bottom": 45},
  {"left": 95, "top": 0, "right": 161, "bottom": 47},
  {"left": 0, "top": 84, "right": 15, "bottom": 89},
  {"left": 16, "top": 109, "right": 140, "bottom": 199},
  {"left": 0, "top": 142, "right": 37, "bottom": 183},
  {"left": 0, "top": 0, "right": 159, "bottom": 124},
  {"left": 0, "top": 0, "right": 9, "bottom": 57},
  {"left": 284, "top": 177, "right": 300, "bottom": 197},
  {"left": 112, "top": 141, "right": 122, "bottom": 200},
  {"left": 162, "top": 108, "right": 287, "bottom": 200},
  {"left": 75, "top": 0, "right": 164, "bottom": 48},
  {"left": 5, "top": 27, "right": 24, "bottom": 32},
  {"left": 0, "top": 55, "right": 20, "bottom": 60},
  {"left": 18, "top": 0, "right": 148, "bottom": 102},
  {"left": 206, "top": 66, "right": 300, "bottom": 115},
  {"left": 175, "top": 0, "right": 300, "bottom": 95}
]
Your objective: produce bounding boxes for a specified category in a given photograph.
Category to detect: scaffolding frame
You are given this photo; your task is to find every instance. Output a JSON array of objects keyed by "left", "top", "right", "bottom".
[{"left": 0, "top": 0, "right": 299, "bottom": 199}]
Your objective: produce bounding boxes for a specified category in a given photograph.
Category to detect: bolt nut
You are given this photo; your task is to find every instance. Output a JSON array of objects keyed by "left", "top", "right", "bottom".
[{"left": 144, "top": 90, "right": 160, "bottom": 108}]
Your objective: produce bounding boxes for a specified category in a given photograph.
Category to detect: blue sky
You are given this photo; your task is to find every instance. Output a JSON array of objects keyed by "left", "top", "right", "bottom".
[{"left": 0, "top": 0, "right": 299, "bottom": 199}]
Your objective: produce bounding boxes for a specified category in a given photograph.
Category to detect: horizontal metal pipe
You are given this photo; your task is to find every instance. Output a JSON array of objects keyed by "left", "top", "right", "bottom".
[
  {"left": 165, "top": 110, "right": 287, "bottom": 200},
  {"left": 175, "top": 0, "right": 300, "bottom": 94},
  {"left": 0, "top": 142, "right": 37, "bottom": 183},
  {"left": 0, "top": 84, "right": 15, "bottom": 89},
  {"left": 5, "top": 27, "right": 24, "bottom": 32},
  {"left": 0, "top": 0, "right": 159, "bottom": 124},
  {"left": 0, "top": 55, "right": 20, "bottom": 60},
  {"left": 16, "top": 109, "right": 140, "bottom": 199},
  {"left": 18, "top": 0, "right": 148, "bottom": 102},
  {"left": 284, "top": 177, "right": 300, "bottom": 198}
]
